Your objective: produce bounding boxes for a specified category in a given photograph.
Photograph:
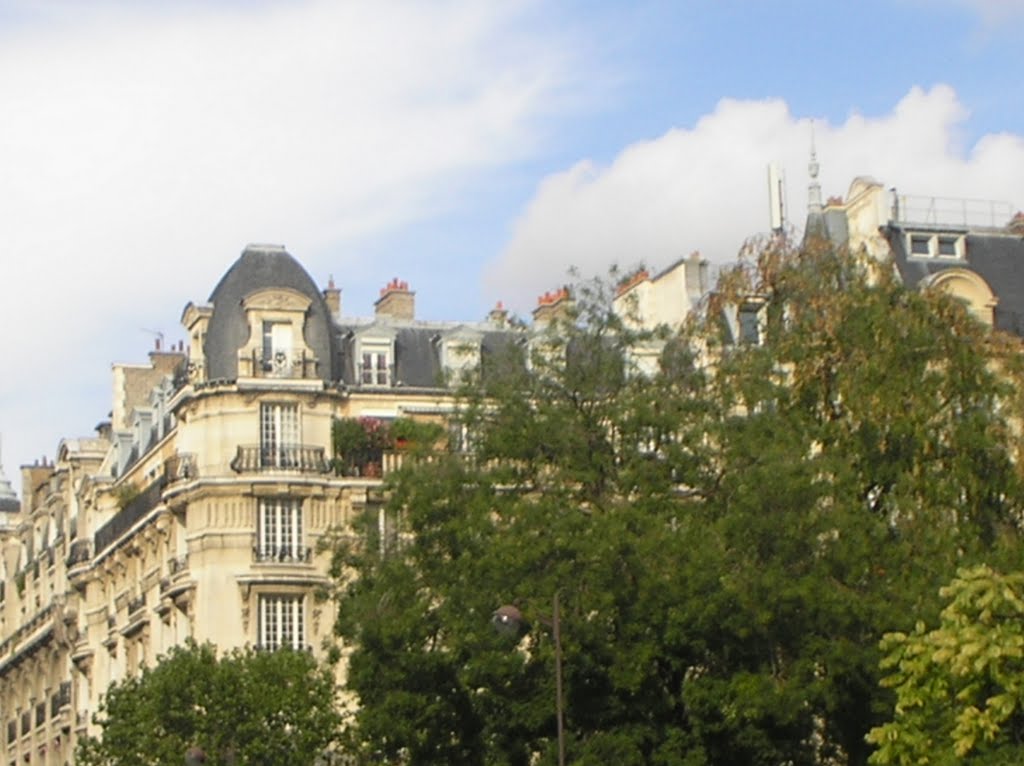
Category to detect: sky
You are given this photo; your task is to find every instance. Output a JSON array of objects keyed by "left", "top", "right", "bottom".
[{"left": 1, "top": 0, "right": 1022, "bottom": 492}]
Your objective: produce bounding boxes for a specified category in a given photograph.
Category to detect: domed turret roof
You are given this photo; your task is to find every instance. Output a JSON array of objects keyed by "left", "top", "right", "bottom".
[
  {"left": 203, "top": 245, "right": 337, "bottom": 381},
  {"left": 0, "top": 452, "right": 20, "bottom": 514}
]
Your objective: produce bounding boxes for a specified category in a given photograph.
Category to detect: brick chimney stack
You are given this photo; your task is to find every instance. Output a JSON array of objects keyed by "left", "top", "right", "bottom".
[
  {"left": 323, "top": 276, "right": 341, "bottom": 318},
  {"left": 532, "top": 287, "right": 571, "bottom": 328},
  {"left": 375, "top": 278, "right": 415, "bottom": 321},
  {"left": 488, "top": 301, "right": 509, "bottom": 327}
]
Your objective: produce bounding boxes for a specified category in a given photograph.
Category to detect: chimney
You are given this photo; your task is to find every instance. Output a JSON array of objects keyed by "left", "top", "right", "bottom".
[
  {"left": 616, "top": 269, "right": 649, "bottom": 298},
  {"left": 149, "top": 340, "right": 186, "bottom": 375},
  {"left": 375, "top": 278, "right": 415, "bottom": 321},
  {"left": 685, "top": 251, "right": 709, "bottom": 294},
  {"left": 488, "top": 301, "right": 509, "bottom": 327},
  {"left": 323, "top": 276, "right": 341, "bottom": 318},
  {"left": 532, "top": 287, "right": 571, "bottom": 329}
]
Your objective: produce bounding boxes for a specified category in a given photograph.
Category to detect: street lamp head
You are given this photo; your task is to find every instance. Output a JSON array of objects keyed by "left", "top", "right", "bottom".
[{"left": 492, "top": 605, "right": 525, "bottom": 638}]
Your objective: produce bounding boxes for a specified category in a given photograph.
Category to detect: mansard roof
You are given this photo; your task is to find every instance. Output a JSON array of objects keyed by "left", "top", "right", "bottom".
[
  {"left": 204, "top": 244, "right": 338, "bottom": 381},
  {"left": 887, "top": 226, "right": 1024, "bottom": 336},
  {"left": 334, "top": 319, "right": 516, "bottom": 389},
  {"left": 0, "top": 460, "right": 19, "bottom": 514}
]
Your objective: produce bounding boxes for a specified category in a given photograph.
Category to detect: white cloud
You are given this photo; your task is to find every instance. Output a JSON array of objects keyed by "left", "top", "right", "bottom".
[
  {"left": 484, "top": 85, "right": 1024, "bottom": 311},
  {"left": 0, "top": 0, "right": 586, "bottom": 478}
]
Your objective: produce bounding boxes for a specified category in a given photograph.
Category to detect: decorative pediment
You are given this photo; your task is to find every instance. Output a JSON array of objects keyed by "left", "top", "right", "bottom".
[{"left": 242, "top": 288, "right": 312, "bottom": 313}]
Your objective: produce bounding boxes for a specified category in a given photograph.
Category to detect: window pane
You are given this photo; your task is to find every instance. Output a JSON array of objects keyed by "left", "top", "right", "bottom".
[
  {"left": 739, "top": 309, "right": 760, "bottom": 345},
  {"left": 260, "top": 404, "right": 300, "bottom": 467},
  {"left": 258, "top": 499, "right": 302, "bottom": 559},
  {"left": 259, "top": 595, "right": 304, "bottom": 650}
]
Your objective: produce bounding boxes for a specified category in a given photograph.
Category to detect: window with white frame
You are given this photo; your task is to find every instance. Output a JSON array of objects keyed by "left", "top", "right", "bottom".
[
  {"left": 360, "top": 347, "right": 391, "bottom": 386},
  {"left": 260, "top": 403, "right": 299, "bottom": 468},
  {"left": 906, "top": 231, "right": 966, "bottom": 260},
  {"left": 258, "top": 594, "right": 305, "bottom": 650},
  {"left": 257, "top": 498, "right": 304, "bottom": 561},
  {"left": 261, "top": 321, "right": 293, "bottom": 374}
]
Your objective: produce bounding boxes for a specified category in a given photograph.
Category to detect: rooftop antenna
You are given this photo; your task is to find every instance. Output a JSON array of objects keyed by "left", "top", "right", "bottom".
[
  {"left": 141, "top": 328, "right": 165, "bottom": 351},
  {"left": 808, "top": 120, "right": 823, "bottom": 216},
  {"left": 768, "top": 162, "right": 786, "bottom": 234}
]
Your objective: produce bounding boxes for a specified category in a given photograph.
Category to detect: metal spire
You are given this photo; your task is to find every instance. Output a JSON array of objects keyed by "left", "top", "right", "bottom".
[{"left": 808, "top": 120, "right": 823, "bottom": 215}]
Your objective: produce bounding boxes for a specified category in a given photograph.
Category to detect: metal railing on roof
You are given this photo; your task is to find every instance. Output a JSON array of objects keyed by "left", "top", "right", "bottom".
[{"left": 892, "top": 193, "right": 1014, "bottom": 230}]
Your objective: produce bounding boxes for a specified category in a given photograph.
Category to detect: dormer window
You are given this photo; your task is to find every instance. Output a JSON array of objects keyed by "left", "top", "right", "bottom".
[
  {"left": 361, "top": 348, "right": 390, "bottom": 386},
  {"left": 439, "top": 329, "right": 482, "bottom": 383},
  {"left": 906, "top": 231, "right": 966, "bottom": 260},
  {"left": 262, "top": 321, "right": 294, "bottom": 375},
  {"left": 236, "top": 288, "right": 316, "bottom": 380},
  {"left": 738, "top": 301, "right": 766, "bottom": 346},
  {"left": 910, "top": 234, "right": 931, "bottom": 256},
  {"left": 354, "top": 326, "right": 397, "bottom": 388}
]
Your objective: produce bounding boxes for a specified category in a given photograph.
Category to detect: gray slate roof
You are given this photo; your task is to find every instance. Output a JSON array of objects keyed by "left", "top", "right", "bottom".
[
  {"left": 334, "top": 321, "right": 518, "bottom": 388},
  {"left": 0, "top": 462, "right": 19, "bottom": 513},
  {"left": 887, "top": 227, "right": 1024, "bottom": 336},
  {"left": 204, "top": 245, "right": 338, "bottom": 381}
]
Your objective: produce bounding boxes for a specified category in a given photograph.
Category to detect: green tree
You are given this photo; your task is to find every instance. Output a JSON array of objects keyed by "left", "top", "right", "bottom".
[
  {"left": 330, "top": 243, "right": 1024, "bottom": 765},
  {"left": 867, "top": 565, "right": 1024, "bottom": 764},
  {"left": 76, "top": 641, "right": 342, "bottom": 766}
]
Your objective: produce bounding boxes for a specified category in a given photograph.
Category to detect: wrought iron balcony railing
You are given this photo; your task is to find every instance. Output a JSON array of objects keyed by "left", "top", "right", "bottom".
[
  {"left": 51, "top": 682, "right": 71, "bottom": 717},
  {"left": 230, "top": 445, "right": 329, "bottom": 474},
  {"left": 252, "top": 546, "right": 313, "bottom": 564}
]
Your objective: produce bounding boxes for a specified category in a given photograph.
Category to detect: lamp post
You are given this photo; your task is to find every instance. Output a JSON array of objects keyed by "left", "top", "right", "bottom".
[
  {"left": 552, "top": 592, "right": 566, "bottom": 766},
  {"left": 493, "top": 594, "right": 566, "bottom": 766}
]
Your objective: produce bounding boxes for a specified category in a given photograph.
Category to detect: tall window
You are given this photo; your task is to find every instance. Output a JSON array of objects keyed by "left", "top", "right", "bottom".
[
  {"left": 260, "top": 403, "right": 299, "bottom": 468},
  {"left": 360, "top": 350, "right": 390, "bottom": 386},
  {"left": 738, "top": 305, "right": 762, "bottom": 345},
  {"left": 259, "top": 594, "right": 305, "bottom": 650},
  {"left": 262, "top": 321, "right": 293, "bottom": 375},
  {"left": 257, "top": 499, "right": 303, "bottom": 561}
]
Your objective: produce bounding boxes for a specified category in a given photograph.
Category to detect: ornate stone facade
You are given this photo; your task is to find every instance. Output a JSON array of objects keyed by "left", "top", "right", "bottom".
[{"left": 0, "top": 244, "right": 516, "bottom": 764}]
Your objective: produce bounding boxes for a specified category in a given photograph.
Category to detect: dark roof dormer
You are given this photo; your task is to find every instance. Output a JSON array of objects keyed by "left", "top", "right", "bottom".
[{"left": 191, "top": 244, "right": 338, "bottom": 383}]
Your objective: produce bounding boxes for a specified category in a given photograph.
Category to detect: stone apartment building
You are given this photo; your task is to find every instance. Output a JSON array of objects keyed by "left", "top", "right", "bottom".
[
  {"left": 0, "top": 169, "right": 1018, "bottom": 764},
  {"left": 0, "top": 244, "right": 544, "bottom": 765}
]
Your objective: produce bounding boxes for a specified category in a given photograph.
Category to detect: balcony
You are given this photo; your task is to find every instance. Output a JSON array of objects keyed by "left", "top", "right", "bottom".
[
  {"left": 50, "top": 682, "right": 71, "bottom": 718},
  {"left": 252, "top": 546, "right": 312, "bottom": 564},
  {"left": 94, "top": 478, "right": 165, "bottom": 556},
  {"left": 239, "top": 349, "right": 320, "bottom": 380},
  {"left": 230, "top": 445, "right": 329, "bottom": 474},
  {"left": 160, "top": 554, "right": 192, "bottom": 603},
  {"left": 66, "top": 540, "right": 91, "bottom": 568},
  {"left": 168, "top": 553, "right": 189, "bottom": 576},
  {"left": 164, "top": 452, "right": 198, "bottom": 484},
  {"left": 127, "top": 595, "right": 146, "bottom": 617}
]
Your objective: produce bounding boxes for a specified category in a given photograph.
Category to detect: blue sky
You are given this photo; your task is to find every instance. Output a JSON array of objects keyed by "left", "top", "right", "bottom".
[{"left": 0, "top": 0, "right": 1022, "bottom": 491}]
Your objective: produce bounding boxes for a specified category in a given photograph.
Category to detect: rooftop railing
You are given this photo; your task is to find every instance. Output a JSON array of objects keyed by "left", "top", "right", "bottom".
[{"left": 892, "top": 193, "right": 1014, "bottom": 230}]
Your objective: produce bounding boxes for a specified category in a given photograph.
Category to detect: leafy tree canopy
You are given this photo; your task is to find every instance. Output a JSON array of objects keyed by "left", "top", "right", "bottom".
[
  {"left": 76, "top": 641, "right": 343, "bottom": 766},
  {"left": 330, "top": 242, "right": 1024, "bottom": 765},
  {"left": 867, "top": 565, "right": 1024, "bottom": 765}
]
